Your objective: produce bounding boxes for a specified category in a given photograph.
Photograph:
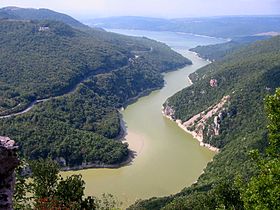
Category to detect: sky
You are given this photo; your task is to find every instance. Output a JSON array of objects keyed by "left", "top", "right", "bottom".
[{"left": 0, "top": 0, "right": 279, "bottom": 19}]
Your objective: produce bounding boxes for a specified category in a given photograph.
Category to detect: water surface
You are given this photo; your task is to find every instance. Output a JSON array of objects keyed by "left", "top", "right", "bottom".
[{"left": 62, "top": 30, "right": 226, "bottom": 207}]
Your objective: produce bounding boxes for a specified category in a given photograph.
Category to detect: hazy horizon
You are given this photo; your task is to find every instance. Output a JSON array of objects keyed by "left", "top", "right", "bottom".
[{"left": 0, "top": 0, "right": 279, "bottom": 19}]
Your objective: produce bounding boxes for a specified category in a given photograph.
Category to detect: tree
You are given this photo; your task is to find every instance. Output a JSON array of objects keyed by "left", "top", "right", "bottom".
[
  {"left": 55, "top": 174, "right": 86, "bottom": 208},
  {"left": 14, "top": 160, "right": 33, "bottom": 210},
  {"left": 14, "top": 159, "right": 97, "bottom": 209},
  {"left": 265, "top": 88, "right": 280, "bottom": 157},
  {"left": 212, "top": 179, "right": 244, "bottom": 210},
  {"left": 240, "top": 88, "right": 280, "bottom": 209},
  {"left": 29, "top": 158, "right": 59, "bottom": 199}
]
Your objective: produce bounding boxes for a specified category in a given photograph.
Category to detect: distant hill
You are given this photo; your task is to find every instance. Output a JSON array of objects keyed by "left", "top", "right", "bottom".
[
  {"left": 0, "top": 10, "right": 18, "bottom": 19},
  {"left": 0, "top": 18, "right": 190, "bottom": 167},
  {"left": 0, "top": 7, "right": 87, "bottom": 29},
  {"left": 190, "top": 35, "right": 271, "bottom": 61},
  {"left": 91, "top": 16, "right": 171, "bottom": 31},
  {"left": 88, "top": 16, "right": 280, "bottom": 38},
  {"left": 129, "top": 36, "right": 280, "bottom": 209}
]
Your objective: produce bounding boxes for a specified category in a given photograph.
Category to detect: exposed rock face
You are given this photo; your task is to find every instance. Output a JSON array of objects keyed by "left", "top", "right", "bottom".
[
  {"left": 182, "top": 95, "right": 230, "bottom": 141},
  {"left": 0, "top": 136, "right": 19, "bottom": 210},
  {"left": 163, "top": 105, "right": 175, "bottom": 119},
  {"left": 213, "top": 111, "right": 227, "bottom": 136},
  {"left": 163, "top": 96, "right": 231, "bottom": 152}
]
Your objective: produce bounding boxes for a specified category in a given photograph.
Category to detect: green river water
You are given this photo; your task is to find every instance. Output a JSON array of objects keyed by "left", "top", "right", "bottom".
[{"left": 62, "top": 30, "right": 226, "bottom": 208}]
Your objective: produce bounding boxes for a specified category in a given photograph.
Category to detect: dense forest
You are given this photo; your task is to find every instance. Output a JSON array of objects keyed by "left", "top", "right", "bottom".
[
  {"left": 129, "top": 36, "right": 280, "bottom": 209},
  {"left": 0, "top": 12, "right": 190, "bottom": 167},
  {"left": 190, "top": 35, "right": 270, "bottom": 61},
  {"left": 0, "top": 6, "right": 87, "bottom": 29},
  {"left": 13, "top": 89, "right": 280, "bottom": 209},
  {"left": 89, "top": 16, "right": 280, "bottom": 38}
]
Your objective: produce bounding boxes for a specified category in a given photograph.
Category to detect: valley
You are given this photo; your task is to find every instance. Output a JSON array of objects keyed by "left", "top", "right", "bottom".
[{"left": 62, "top": 30, "right": 226, "bottom": 207}]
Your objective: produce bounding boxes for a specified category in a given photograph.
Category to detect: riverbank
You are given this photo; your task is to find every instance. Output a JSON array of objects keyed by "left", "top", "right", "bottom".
[
  {"left": 122, "top": 87, "right": 161, "bottom": 109},
  {"left": 60, "top": 48, "right": 219, "bottom": 207},
  {"left": 60, "top": 115, "right": 145, "bottom": 172},
  {"left": 60, "top": 64, "right": 190, "bottom": 172},
  {"left": 162, "top": 107, "right": 219, "bottom": 152},
  {"left": 60, "top": 152, "right": 135, "bottom": 171},
  {"left": 187, "top": 75, "right": 193, "bottom": 85},
  {"left": 59, "top": 113, "right": 136, "bottom": 171}
]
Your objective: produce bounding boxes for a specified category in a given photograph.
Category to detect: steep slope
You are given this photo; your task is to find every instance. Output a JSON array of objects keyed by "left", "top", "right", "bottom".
[
  {"left": 129, "top": 36, "right": 280, "bottom": 209},
  {"left": 0, "top": 6, "right": 87, "bottom": 29},
  {"left": 0, "top": 19, "right": 190, "bottom": 167}
]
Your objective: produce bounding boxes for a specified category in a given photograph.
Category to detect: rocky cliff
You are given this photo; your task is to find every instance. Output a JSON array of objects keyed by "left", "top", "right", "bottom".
[
  {"left": 0, "top": 136, "right": 19, "bottom": 210},
  {"left": 163, "top": 95, "right": 231, "bottom": 152}
]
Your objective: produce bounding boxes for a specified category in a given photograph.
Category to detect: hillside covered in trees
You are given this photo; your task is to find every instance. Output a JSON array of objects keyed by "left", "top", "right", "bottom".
[
  {"left": 89, "top": 16, "right": 280, "bottom": 38},
  {"left": 190, "top": 35, "right": 271, "bottom": 61},
  {"left": 0, "top": 6, "right": 87, "bottom": 29},
  {"left": 129, "top": 36, "right": 280, "bottom": 209},
  {"left": 0, "top": 10, "right": 190, "bottom": 167}
]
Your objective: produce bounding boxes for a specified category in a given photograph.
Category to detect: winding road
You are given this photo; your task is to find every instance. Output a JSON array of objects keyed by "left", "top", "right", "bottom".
[
  {"left": 0, "top": 99, "right": 48, "bottom": 119},
  {"left": 0, "top": 61, "right": 141, "bottom": 119}
]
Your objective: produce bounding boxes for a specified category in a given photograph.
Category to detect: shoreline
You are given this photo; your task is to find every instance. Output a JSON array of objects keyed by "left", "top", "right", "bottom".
[
  {"left": 60, "top": 152, "right": 135, "bottom": 171},
  {"left": 59, "top": 109, "right": 136, "bottom": 172},
  {"left": 161, "top": 107, "right": 219, "bottom": 152},
  {"left": 188, "top": 50, "right": 213, "bottom": 63},
  {"left": 162, "top": 69, "right": 220, "bottom": 153},
  {"left": 61, "top": 113, "right": 146, "bottom": 172},
  {"left": 107, "top": 28, "right": 228, "bottom": 41},
  {"left": 0, "top": 62, "right": 188, "bottom": 172},
  {"left": 121, "top": 87, "right": 162, "bottom": 110},
  {"left": 187, "top": 75, "right": 193, "bottom": 85},
  {"left": 59, "top": 64, "right": 190, "bottom": 172},
  {"left": 60, "top": 114, "right": 136, "bottom": 171}
]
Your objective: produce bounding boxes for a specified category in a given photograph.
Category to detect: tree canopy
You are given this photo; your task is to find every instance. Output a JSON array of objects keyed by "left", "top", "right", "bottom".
[
  {"left": 129, "top": 36, "right": 280, "bottom": 210},
  {"left": 0, "top": 19, "right": 190, "bottom": 166}
]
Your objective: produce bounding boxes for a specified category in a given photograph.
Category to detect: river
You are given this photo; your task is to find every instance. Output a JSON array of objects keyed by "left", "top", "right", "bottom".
[{"left": 62, "top": 29, "right": 226, "bottom": 208}]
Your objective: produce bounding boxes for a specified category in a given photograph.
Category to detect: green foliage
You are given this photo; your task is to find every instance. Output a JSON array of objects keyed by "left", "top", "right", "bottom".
[
  {"left": 265, "top": 88, "right": 280, "bottom": 157},
  {"left": 95, "top": 194, "right": 122, "bottom": 210},
  {"left": 239, "top": 88, "right": 280, "bottom": 210},
  {"left": 130, "top": 180, "right": 243, "bottom": 210},
  {"left": 0, "top": 6, "right": 87, "bottom": 29},
  {"left": 14, "top": 159, "right": 124, "bottom": 209},
  {"left": 161, "top": 192, "right": 216, "bottom": 210},
  {"left": 190, "top": 35, "right": 270, "bottom": 61},
  {"left": 211, "top": 180, "right": 244, "bottom": 210},
  {"left": 0, "top": 19, "right": 189, "bottom": 166},
  {"left": 14, "top": 159, "right": 97, "bottom": 210},
  {"left": 55, "top": 175, "right": 85, "bottom": 207},
  {"left": 14, "top": 160, "right": 33, "bottom": 210},
  {"left": 30, "top": 159, "right": 59, "bottom": 198},
  {"left": 131, "top": 36, "right": 280, "bottom": 210},
  {"left": 166, "top": 36, "right": 280, "bottom": 148},
  {"left": 241, "top": 159, "right": 280, "bottom": 210}
]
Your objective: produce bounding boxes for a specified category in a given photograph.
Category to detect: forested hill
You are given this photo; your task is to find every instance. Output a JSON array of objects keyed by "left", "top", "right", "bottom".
[
  {"left": 190, "top": 35, "right": 271, "bottom": 61},
  {"left": 129, "top": 36, "right": 280, "bottom": 209},
  {"left": 89, "top": 16, "right": 280, "bottom": 38},
  {"left": 0, "top": 10, "right": 17, "bottom": 19},
  {"left": 0, "top": 17, "right": 190, "bottom": 167},
  {"left": 0, "top": 7, "right": 87, "bottom": 29}
]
